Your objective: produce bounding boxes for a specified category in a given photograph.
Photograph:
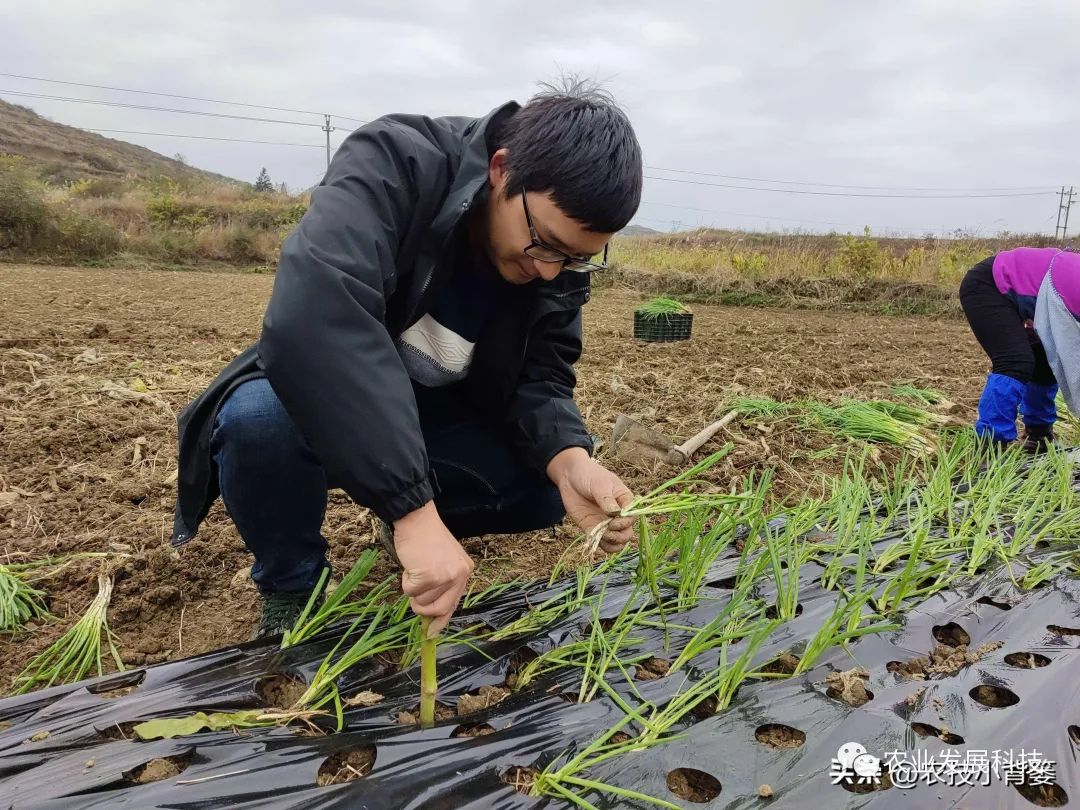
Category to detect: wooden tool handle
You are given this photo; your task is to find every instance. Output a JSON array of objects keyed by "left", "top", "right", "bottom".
[{"left": 675, "top": 410, "right": 739, "bottom": 458}]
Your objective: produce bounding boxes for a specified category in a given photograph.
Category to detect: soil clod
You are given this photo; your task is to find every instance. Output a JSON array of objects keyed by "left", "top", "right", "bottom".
[
  {"left": 666, "top": 767, "right": 721, "bottom": 803},
  {"left": 123, "top": 753, "right": 192, "bottom": 784},
  {"left": 825, "top": 667, "right": 872, "bottom": 707},
  {"left": 1003, "top": 651, "right": 1050, "bottom": 669},
  {"left": 931, "top": 622, "right": 970, "bottom": 648},
  {"left": 760, "top": 652, "right": 800, "bottom": 676},
  {"left": 451, "top": 723, "right": 496, "bottom": 738},
  {"left": 396, "top": 702, "right": 455, "bottom": 725},
  {"left": 910, "top": 722, "right": 964, "bottom": 745},
  {"left": 838, "top": 767, "right": 893, "bottom": 793},
  {"left": 754, "top": 723, "right": 806, "bottom": 749},
  {"left": 316, "top": 746, "right": 376, "bottom": 786},
  {"left": 255, "top": 674, "right": 306, "bottom": 709},
  {"left": 635, "top": 656, "right": 671, "bottom": 680},
  {"left": 501, "top": 765, "right": 539, "bottom": 794},
  {"left": 457, "top": 685, "right": 510, "bottom": 716},
  {"left": 969, "top": 684, "right": 1020, "bottom": 708}
]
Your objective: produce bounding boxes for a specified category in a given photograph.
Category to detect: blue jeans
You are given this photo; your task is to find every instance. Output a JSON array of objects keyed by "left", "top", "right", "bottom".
[{"left": 211, "top": 378, "right": 565, "bottom": 594}]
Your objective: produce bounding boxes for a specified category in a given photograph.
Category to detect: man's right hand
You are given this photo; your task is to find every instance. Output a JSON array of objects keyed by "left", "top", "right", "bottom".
[{"left": 393, "top": 502, "right": 475, "bottom": 637}]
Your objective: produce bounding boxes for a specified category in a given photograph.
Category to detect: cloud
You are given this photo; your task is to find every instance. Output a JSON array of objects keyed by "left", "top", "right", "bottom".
[{"left": 2, "top": 0, "right": 1077, "bottom": 234}]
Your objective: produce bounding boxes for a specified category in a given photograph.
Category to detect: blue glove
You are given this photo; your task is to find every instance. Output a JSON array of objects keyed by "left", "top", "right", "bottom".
[
  {"left": 1020, "top": 381, "right": 1058, "bottom": 429},
  {"left": 975, "top": 373, "right": 1025, "bottom": 442}
]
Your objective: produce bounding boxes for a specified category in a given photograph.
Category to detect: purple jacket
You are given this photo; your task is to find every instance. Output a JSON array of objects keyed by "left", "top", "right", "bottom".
[{"left": 993, "top": 247, "right": 1080, "bottom": 319}]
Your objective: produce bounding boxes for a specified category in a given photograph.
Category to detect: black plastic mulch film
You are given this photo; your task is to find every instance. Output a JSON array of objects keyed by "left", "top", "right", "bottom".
[{"left": 1, "top": 473, "right": 1078, "bottom": 809}]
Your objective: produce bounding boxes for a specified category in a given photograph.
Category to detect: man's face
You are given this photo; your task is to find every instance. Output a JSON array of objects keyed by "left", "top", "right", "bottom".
[{"left": 483, "top": 148, "right": 613, "bottom": 285}]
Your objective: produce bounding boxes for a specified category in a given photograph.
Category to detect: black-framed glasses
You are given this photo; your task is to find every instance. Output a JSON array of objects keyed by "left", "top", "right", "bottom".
[{"left": 521, "top": 193, "right": 609, "bottom": 272}]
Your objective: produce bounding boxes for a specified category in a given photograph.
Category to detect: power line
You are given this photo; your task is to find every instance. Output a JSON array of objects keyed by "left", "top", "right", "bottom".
[
  {"left": 0, "top": 71, "right": 369, "bottom": 123},
  {"left": 87, "top": 128, "right": 332, "bottom": 148},
  {"left": 0, "top": 89, "right": 332, "bottom": 128},
  {"left": 645, "top": 164, "right": 1054, "bottom": 193},
  {"left": 640, "top": 200, "right": 860, "bottom": 229},
  {"left": 0, "top": 72, "right": 1064, "bottom": 197},
  {"left": 643, "top": 174, "right": 1056, "bottom": 199},
  {"left": 638, "top": 199, "right": 949, "bottom": 233}
]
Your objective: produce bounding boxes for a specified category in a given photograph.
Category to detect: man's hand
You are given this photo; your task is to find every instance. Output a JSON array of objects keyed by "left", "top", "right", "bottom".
[
  {"left": 393, "top": 502, "right": 474, "bottom": 637},
  {"left": 547, "top": 447, "right": 635, "bottom": 553}
]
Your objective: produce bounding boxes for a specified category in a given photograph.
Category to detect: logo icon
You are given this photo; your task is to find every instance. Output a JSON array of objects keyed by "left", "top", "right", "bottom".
[{"left": 831, "top": 742, "right": 883, "bottom": 785}]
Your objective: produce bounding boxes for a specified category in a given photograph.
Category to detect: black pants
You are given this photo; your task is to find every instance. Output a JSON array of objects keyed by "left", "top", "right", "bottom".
[
  {"left": 210, "top": 377, "right": 564, "bottom": 593},
  {"left": 958, "top": 257, "right": 1054, "bottom": 385}
]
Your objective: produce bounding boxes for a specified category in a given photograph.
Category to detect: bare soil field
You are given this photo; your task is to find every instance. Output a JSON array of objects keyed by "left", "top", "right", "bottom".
[{"left": 0, "top": 264, "right": 988, "bottom": 689}]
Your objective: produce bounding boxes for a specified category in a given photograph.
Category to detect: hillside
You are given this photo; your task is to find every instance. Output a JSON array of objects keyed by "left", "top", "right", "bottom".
[
  {"left": 622, "top": 223, "right": 660, "bottom": 236},
  {"left": 0, "top": 97, "right": 240, "bottom": 186}
]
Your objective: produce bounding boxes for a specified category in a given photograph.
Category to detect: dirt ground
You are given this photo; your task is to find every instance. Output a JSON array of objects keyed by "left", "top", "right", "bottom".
[{"left": 0, "top": 264, "right": 988, "bottom": 690}]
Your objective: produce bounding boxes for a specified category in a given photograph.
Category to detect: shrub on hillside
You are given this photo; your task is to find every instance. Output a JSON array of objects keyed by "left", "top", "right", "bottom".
[
  {"left": 0, "top": 156, "right": 52, "bottom": 250},
  {"left": 53, "top": 207, "right": 122, "bottom": 259}
]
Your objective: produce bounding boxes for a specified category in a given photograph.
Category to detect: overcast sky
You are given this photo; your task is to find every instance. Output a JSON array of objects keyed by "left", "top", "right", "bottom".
[{"left": 3, "top": 1, "right": 1079, "bottom": 236}]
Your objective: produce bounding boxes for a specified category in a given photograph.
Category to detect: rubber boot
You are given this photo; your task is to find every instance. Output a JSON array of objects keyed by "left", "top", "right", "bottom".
[{"left": 1020, "top": 381, "right": 1058, "bottom": 454}]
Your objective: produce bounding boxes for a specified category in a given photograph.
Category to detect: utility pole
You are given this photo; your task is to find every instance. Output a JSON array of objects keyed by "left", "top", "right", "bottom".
[
  {"left": 1055, "top": 185, "right": 1075, "bottom": 245},
  {"left": 322, "top": 115, "right": 333, "bottom": 169}
]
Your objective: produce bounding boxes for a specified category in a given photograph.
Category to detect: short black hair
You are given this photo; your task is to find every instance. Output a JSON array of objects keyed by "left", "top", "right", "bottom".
[{"left": 498, "top": 76, "right": 643, "bottom": 233}]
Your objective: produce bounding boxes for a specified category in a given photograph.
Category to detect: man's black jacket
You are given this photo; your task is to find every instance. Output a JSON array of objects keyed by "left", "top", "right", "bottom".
[{"left": 172, "top": 101, "right": 593, "bottom": 544}]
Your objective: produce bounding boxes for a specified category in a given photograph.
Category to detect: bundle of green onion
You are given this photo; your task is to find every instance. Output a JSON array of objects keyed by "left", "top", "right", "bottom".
[
  {"left": 14, "top": 574, "right": 123, "bottom": 694},
  {"left": 804, "top": 400, "right": 937, "bottom": 454},
  {"left": 634, "top": 296, "right": 691, "bottom": 321},
  {"left": 0, "top": 564, "right": 51, "bottom": 633}
]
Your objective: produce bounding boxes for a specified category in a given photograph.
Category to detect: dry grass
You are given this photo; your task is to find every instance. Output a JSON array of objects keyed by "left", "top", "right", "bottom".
[
  {"left": 1, "top": 155, "right": 304, "bottom": 269},
  {"left": 608, "top": 228, "right": 1057, "bottom": 315}
]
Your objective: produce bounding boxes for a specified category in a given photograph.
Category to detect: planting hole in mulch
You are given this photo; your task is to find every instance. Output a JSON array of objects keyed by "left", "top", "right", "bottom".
[
  {"left": 98, "top": 721, "right": 140, "bottom": 741},
  {"left": 1004, "top": 652, "right": 1051, "bottom": 669},
  {"left": 969, "top": 685, "right": 1020, "bottom": 708},
  {"left": 87, "top": 670, "right": 146, "bottom": 699},
  {"left": 976, "top": 596, "right": 1013, "bottom": 611},
  {"left": 764, "top": 603, "right": 803, "bottom": 620},
  {"left": 1014, "top": 782, "right": 1069, "bottom": 807},
  {"left": 609, "top": 731, "right": 633, "bottom": 745},
  {"left": 707, "top": 575, "right": 738, "bottom": 590},
  {"left": 316, "top": 746, "right": 376, "bottom": 785},
  {"left": 451, "top": 722, "right": 496, "bottom": 738},
  {"left": 825, "top": 667, "right": 873, "bottom": 707},
  {"left": 122, "top": 752, "right": 193, "bottom": 784},
  {"left": 1046, "top": 625, "right": 1080, "bottom": 637},
  {"left": 886, "top": 659, "right": 926, "bottom": 679},
  {"left": 759, "top": 652, "right": 800, "bottom": 676},
  {"left": 910, "top": 722, "right": 965, "bottom": 745},
  {"left": 666, "top": 767, "right": 722, "bottom": 803},
  {"left": 1069, "top": 725, "right": 1080, "bottom": 746},
  {"left": 754, "top": 723, "right": 806, "bottom": 749},
  {"left": 503, "top": 646, "right": 540, "bottom": 688},
  {"left": 501, "top": 765, "right": 539, "bottom": 794},
  {"left": 932, "top": 622, "right": 970, "bottom": 647},
  {"left": 396, "top": 702, "right": 455, "bottom": 725},
  {"left": 690, "top": 695, "right": 719, "bottom": 720},
  {"left": 255, "top": 674, "right": 307, "bottom": 709},
  {"left": 457, "top": 685, "right": 510, "bottom": 716},
  {"left": 635, "top": 656, "right": 671, "bottom": 680},
  {"left": 838, "top": 766, "right": 893, "bottom": 794}
]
